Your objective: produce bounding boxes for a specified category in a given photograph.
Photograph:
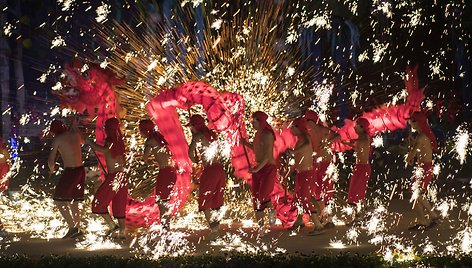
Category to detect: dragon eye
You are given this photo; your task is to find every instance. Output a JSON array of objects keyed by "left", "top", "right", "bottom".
[{"left": 81, "top": 71, "right": 89, "bottom": 79}]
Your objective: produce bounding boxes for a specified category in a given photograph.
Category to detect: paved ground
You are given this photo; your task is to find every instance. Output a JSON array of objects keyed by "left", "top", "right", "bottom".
[
  {"left": 1, "top": 159, "right": 470, "bottom": 259},
  {"left": 1, "top": 193, "right": 468, "bottom": 258}
]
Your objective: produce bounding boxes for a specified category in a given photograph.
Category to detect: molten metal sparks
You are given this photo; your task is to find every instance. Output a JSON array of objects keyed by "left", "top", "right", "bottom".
[
  {"left": 329, "top": 240, "right": 346, "bottom": 249},
  {"left": 132, "top": 225, "right": 194, "bottom": 259},
  {"left": 453, "top": 125, "right": 470, "bottom": 165}
]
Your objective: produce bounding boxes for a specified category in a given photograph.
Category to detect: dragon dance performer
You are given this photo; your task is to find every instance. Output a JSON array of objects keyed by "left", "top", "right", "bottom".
[
  {"left": 47, "top": 118, "right": 85, "bottom": 239},
  {"left": 241, "top": 111, "right": 277, "bottom": 237},
  {"left": 406, "top": 111, "right": 440, "bottom": 230},
  {"left": 187, "top": 115, "right": 226, "bottom": 237},
  {"left": 0, "top": 138, "right": 10, "bottom": 193},
  {"left": 139, "top": 119, "right": 177, "bottom": 229},
  {"left": 287, "top": 117, "right": 325, "bottom": 235},
  {"left": 304, "top": 110, "right": 337, "bottom": 228},
  {"left": 343, "top": 118, "right": 372, "bottom": 223},
  {"left": 0, "top": 137, "right": 10, "bottom": 234},
  {"left": 86, "top": 118, "right": 127, "bottom": 239}
]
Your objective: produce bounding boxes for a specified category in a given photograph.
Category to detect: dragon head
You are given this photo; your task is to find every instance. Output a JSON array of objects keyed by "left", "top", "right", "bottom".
[{"left": 57, "top": 58, "right": 124, "bottom": 114}]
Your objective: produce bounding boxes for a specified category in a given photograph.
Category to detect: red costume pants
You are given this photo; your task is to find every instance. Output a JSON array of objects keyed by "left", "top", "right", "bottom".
[
  {"left": 92, "top": 172, "right": 128, "bottom": 218},
  {"left": 155, "top": 166, "right": 177, "bottom": 201},
  {"left": 312, "top": 161, "right": 332, "bottom": 202},
  {"left": 0, "top": 162, "right": 10, "bottom": 192},
  {"left": 252, "top": 164, "right": 277, "bottom": 211},
  {"left": 53, "top": 166, "right": 85, "bottom": 201},
  {"left": 410, "top": 161, "right": 433, "bottom": 192},
  {"left": 294, "top": 169, "right": 316, "bottom": 214},
  {"left": 347, "top": 163, "right": 371, "bottom": 204},
  {"left": 198, "top": 163, "right": 226, "bottom": 211}
]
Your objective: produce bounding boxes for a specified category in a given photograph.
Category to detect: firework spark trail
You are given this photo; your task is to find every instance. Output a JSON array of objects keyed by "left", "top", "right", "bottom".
[
  {"left": 94, "top": 1, "right": 314, "bottom": 123},
  {"left": 453, "top": 124, "right": 470, "bottom": 165}
]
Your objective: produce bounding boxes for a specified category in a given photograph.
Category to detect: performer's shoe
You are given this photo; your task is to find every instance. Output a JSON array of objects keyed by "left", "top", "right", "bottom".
[
  {"left": 68, "top": 228, "right": 84, "bottom": 239},
  {"left": 408, "top": 223, "right": 428, "bottom": 231},
  {"left": 209, "top": 221, "right": 219, "bottom": 232},
  {"left": 0, "top": 228, "right": 9, "bottom": 237},
  {"left": 308, "top": 227, "right": 326, "bottom": 236},
  {"left": 426, "top": 219, "right": 439, "bottom": 229},
  {"left": 323, "top": 221, "right": 336, "bottom": 229},
  {"left": 289, "top": 220, "right": 305, "bottom": 231},
  {"left": 346, "top": 212, "right": 364, "bottom": 226},
  {"left": 62, "top": 227, "right": 79, "bottom": 239},
  {"left": 430, "top": 216, "right": 440, "bottom": 225},
  {"left": 207, "top": 229, "right": 221, "bottom": 241},
  {"left": 160, "top": 218, "right": 171, "bottom": 231},
  {"left": 112, "top": 234, "right": 126, "bottom": 241},
  {"left": 268, "top": 210, "right": 277, "bottom": 226},
  {"left": 105, "top": 225, "right": 120, "bottom": 237},
  {"left": 257, "top": 227, "right": 268, "bottom": 238}
]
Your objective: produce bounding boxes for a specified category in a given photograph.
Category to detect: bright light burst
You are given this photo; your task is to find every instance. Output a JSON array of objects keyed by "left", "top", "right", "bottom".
[
  {"left": 453, "top": 124, "right": 470, "bottom": 164},
  {"left": 132, "top": 224, "right": 194, "bottom": 259}
]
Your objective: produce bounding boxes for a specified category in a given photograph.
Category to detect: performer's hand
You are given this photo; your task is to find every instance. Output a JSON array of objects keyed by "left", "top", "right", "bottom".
[
  {"left": 48, "top": 166, "right": 56, "bottom": 175},
  {"left": 83, "top": 136, "right": 92, "bottom": 145},
  {"left": 83, "top": 125, "right": 94, "bottom": 136},
  {"left": 248, "top": 166, "right": 257, "bottom": 173},
  {"left": 70, "top": 115, "right": 79, "bottom": 127}
]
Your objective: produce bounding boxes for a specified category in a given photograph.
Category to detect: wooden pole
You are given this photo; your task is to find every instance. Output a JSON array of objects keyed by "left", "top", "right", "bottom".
[{"left": 238, "top": 125, "right": 252, "bottom": 168}]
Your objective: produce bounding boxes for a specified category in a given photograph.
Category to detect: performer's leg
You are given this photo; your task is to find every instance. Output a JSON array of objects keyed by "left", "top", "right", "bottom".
[
  {"left": 117, "top": 217, "right": 126, "bottom": 238},
  {"left": 155, "top": 167, "right": 176, "bottom": 229},
  {"left": 417, "top": 194, "right": 438, "bottom": 221},
  {"left": 308, "top": 198, "right": 326, "bottom": 235},
  {"left": 256, "top": 201, "right": 274, "bottom": 228},
  {"left": 70, "top": 201, "right": 80, "bottom": 229},
  {"left": 93, "top": 178, "right": 119, "bottom": 235},
  {"left": 158, "top": 202, "right": 170, "bottom": 228},
  {"left": 203, "top": 209, "right": 219, "bottom": 232},
  {"left": 312, "top": 199, "right": 325, "bottom": 216},
  {"left": 0, "top": 218, "right": 6, "bottom": 235},
  {"left": 55, "top": 201, "right": 74, "bottom": 229},
  {"left": 292, "top": 173, "right": 305, "bottom": 228},
  {"left": 255, "top": 199, "right": 271, "bottom": 228},
  {"left": 99, "top": 213, "right": 118, "bottom": 231},
  {"left": 255, "top": 210, "right": 265, "bottom": 228},
  {"left": 260, "top": 166, "right": 276, "bottom": 226},
  {"left": 319, "top": 163, "right": 334, "bottom": 226},
  {"left": 309, "top": 211, "right": 324, "bottom": 233},
  {"left": 252, "top": 171, "right": 265, "bottom": 229},
  {"left": 322, "top": 201, "right": 335, "bottom": 228},
  {"left": 412, "top": 197, "right": 429, "bottom": 226},
  {"left": 417, "top": 167, "right": 439, "bottom": 222},
  {"left": 111, "top": 181, "right": 127, "bottom": 238}
]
